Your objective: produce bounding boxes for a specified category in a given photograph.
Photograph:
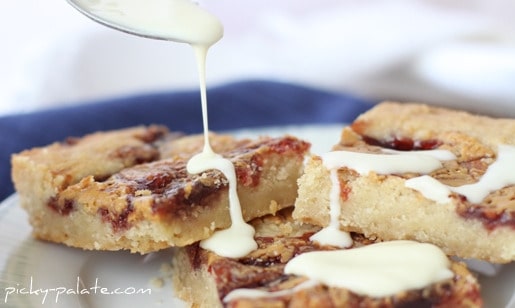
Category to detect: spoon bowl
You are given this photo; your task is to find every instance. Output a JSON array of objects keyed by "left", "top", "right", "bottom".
[
  {"left": 66, "top": 0, "right": 162, "bottom": 40},
  {"left": 66, "top": 0, "right": 223, "bottom": 45}
]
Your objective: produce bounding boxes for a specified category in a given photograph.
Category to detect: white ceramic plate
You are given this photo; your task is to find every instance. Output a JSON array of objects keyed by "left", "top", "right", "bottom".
[{"left": 1, "top": 124, "right": 514, "bottom": 307}]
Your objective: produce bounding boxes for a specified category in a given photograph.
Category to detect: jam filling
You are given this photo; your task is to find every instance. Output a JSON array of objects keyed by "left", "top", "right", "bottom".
[
  {"left": 109, "top": 145, "right": 160, "bottom": 165},
  {"left": 64, "top": 137, "right": 80, "bottom": 146},
  {"left": 206, "top": 234, "right": 321, "bottom": 299},
  {"left": 456, "top": 197, "right": 515, "bottom": 230},
  {"left": 267, "top": 136, "right": 311, "bottom": 156},
  {"left": 361, "top": 135, "right": 441, "bottom": 151},
  {"left": 98, "top": 202, "right": 134, "bottom": 232},
  {"left": 45, "top": 137, "right": 308, "bottom": 233},
  {"left": 47, "top": 197, "right": 75, "bottom": 215},
  {"left": 110, "top": 137, "right": 308, "bottom": 216},
  {"left": 150, "top": 180, "right": 225, "bottom": 216},
  {"left": 339, "top": 179, "right": 352, "bottom": 201},
  {"left": 134, "top": 125, "right": 168, "bottom": 143}
]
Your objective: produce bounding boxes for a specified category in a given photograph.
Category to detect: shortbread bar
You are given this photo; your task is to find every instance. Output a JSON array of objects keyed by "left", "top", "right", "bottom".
[
  {"left": 11, "top": 125, "right": 310, "bottom": 253},
  {"left": 294, "top": 102, "right": 515, "bottom": 263},
  {"left": 172, "top": 208, "right": 482, "bottom": 307}
]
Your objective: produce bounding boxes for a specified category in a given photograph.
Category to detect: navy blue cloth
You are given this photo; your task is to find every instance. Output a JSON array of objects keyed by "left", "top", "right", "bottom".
[{"left": 0, "top": 80, "right": 375, "bottom": 201}]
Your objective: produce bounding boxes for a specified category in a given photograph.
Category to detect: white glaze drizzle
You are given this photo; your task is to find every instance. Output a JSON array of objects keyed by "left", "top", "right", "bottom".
[
  {"left": 284, "top": 149, "right": 457, "bottom": 300},
  {"left": 381, "top": 148, "right": 456, "bottom": 161},
  {"left": 311, "top": 149, "right": 455, "bottom": 247},
  {"left": 223, "top": 280, "right": 319, "bottom": 303},
  {"left": 325, "top": 146, "right": 515, "bottom": 205},
  {"left": 185, "top": 21, "right": 257, "bottom": 260},
  {"left": 449, "top": 144, "right": 515, "bottom": 203},
  {"left": 309, "top": 169, "right": 352, "bottom": 248},
  {"left": 398, "top": 145, "right": 515, "bottom": 204},
  {"left": 79, "top": 0, "right": 256, "bottom": 258},
  {"left": 405, "top": 175, "right": 452, "bottom": 204},
  {"left": 294, "top": 145, "right": 515, "bottom": 300},
  {"left": 284, "top": 240, "right": 454, "bottom": 298},
  {"left": 224, "top": 241, "right": 454, "bottom": 302},
  {"left": 187, "top": 142, "right": 257, "bottom": 258},
  {"left": 321, "top": 150, "right": 448, "bottom": 175}
]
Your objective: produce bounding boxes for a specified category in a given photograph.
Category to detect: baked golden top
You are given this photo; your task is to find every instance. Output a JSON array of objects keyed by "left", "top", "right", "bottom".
[
  {"left": 182, "top": 208, "right": 482, "bottom": 307},
  {"left": 337, "top": 102, "right": 515, "bottom": 231},
  {"left": 11, "top": 125, "right": 310, "bottom": 251}
]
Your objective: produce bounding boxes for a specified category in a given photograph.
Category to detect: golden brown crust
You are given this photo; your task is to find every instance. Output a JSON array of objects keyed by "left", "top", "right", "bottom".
[
  {"left": 11, "top": 126, "right": 310, "bottom": 253},
  {"left": 294, "top": 102, "right": 515, "bottom": 263},
  {"left": 172, "top": 208, "right": 482, "bottom": 308},
  {"left": 348, "top": 101, "right": 515, "bottom": 149},
  {"left": 12, "top": 125, "right": 169, "bottom": 204}
]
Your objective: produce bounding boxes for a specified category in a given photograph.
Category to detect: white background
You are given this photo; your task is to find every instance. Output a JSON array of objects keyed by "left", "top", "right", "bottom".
[{"left": 1, "top": 0, "right": 514, "bottom": 116}]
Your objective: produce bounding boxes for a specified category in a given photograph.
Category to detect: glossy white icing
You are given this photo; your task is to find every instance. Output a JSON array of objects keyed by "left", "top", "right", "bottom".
[
  {"left": 223, "top": 280, "right": 318, "bottom": 303},
  {"left": 321, "top": 150, "right": 448, "bottom": 175},
  {"left": 284, "top": 240, "right": 454, "bottom": 298},
  {"left": 84, "top": 0, "right": 255, "bottom": 258},
  {"left": 309, "top": 169, "right": 352, "bottom": 248},
  {"left": 405, "top": 175, "right": 452, "bottom": 204},
  {"left": 449, "top": 144, "right": 515, "bottom": 203}
]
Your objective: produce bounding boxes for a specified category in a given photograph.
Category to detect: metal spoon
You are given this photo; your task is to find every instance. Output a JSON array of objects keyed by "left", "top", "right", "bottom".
[
  {"left": 66, "top": 0, "right": 158, "bottom": 40},
  {"left": 65, "top": 0, "right": 223, "bottom": 44}
]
